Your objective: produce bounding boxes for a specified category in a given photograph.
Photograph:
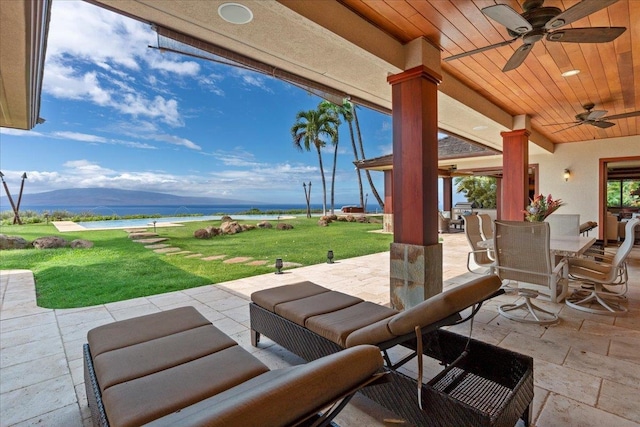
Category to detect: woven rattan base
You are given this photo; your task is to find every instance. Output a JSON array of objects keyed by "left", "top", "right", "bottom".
[
  {"left": 250, "top": 303, "right": 533, "bottom": 427},
  {"left": 84, "top": 344, "right": 109, "bottom": 427}
]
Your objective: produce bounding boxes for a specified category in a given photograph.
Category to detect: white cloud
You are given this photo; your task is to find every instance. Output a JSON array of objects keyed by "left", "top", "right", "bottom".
[
  {"left": 198, "top": 73, "right": 225, "bottom": 96},
  {"left": 232, "top": 68, "right": 273, "bottom": 93},
  {"left": 109, "top": 120, "right": 201, "bottom": 150},
  {"left": 48, "top": 0, "right": 198, "bottom": 76},
  {"left": 148, "top": 56, "right": 200, "bottom": 76},
  {"left": 153, "top": 134, "right": 201, "bottom": 150},
  {"left": 44, "top": 62, "right": 112, "bottom": 105},
  {"left": 117, "top": 94, "right": 183, "bottom": 126},
  {"left": 54, "top": 131, "right": 107, "bottom": 143},
  {"left": 0, "top": 128, "right": 44, "bottom": 137},
  {"left": 212, "top": 149, "right": 262, "bottom": 167}
]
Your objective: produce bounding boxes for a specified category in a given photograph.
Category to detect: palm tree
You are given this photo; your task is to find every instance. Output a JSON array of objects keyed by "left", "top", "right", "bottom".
[
  {"left": 324, "top": 100, "right": 364, "bottom": 209},
  {"left": 320, "top": 100, "right": 350, "bottom": 214},
  {"left": 352, "top": 105, "right": 384, "bottom": 209},
  {"left": 291, "top": 105, "right": 339, "bottom": 215}
]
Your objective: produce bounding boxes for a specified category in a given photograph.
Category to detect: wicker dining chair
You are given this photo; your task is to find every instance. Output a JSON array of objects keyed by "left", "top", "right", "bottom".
[
  {"left": 463, "top": 214, "right": 494, "bottom": 274},
  {"left": 493, "top": 220, "right": 568, "bottom": 324},
  {"left": 565, "top": 218, "right": 639, "bottom": 315}
]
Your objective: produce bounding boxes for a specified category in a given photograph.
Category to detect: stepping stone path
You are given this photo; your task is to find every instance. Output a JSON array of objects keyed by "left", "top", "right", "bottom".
[
  {"left": 201, "top": 255, "right": 226, "bottom": 261},
  {"left": 124, "top": 229, "right": 303, "bottom": 268},
  {"left": 145, "top": 244, "right": 171, "bottom": 249},
  {"left": 223, "top": 257, "right": 252, "bottom": 264},
  {"left": 133, "top": 238, "right": 169, "bottom": 244},
  {"left": 154, "top": 247, "right": 182, "bottom": 254}
]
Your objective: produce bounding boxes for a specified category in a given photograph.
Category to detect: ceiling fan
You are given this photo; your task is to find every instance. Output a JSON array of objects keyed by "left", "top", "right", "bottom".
[
  {"left": 444, "top": 0, "right": 626, "bottom": 72},
  {"left": 546, "top": 103, "right": 640, "bottom": 133}
]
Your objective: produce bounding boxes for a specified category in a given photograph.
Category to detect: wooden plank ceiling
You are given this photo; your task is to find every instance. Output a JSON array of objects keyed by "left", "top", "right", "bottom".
[{"left": 338, "top": 0, "right": 639, "bottom": 144}]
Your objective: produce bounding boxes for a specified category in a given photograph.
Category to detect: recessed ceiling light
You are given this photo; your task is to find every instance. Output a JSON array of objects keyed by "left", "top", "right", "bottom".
[
  {"left": 218, "top": 3, "right": 253, "bottom": 24},
  {"left": 561, "top": 69, "right": 580, "bottom": 77},
  {"left": 472, "top": 125, "right": 488, "bottom": 131}
]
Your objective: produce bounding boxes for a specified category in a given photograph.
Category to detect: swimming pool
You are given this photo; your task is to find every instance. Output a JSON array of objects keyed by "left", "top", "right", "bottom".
[{"left": 76, "top": 214, "right": 294, "bottom": 229}]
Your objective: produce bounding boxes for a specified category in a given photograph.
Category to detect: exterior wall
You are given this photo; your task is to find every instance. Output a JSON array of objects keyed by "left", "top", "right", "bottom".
[
  {"left": 532, "top": 136, "right": 639, "bottom": 225},
  {"left": 455, "top": 136, "right": 640, "bottom": 230}
]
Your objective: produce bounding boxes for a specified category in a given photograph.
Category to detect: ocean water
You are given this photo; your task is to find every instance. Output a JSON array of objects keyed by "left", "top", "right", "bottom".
[
  {"left": 76, "top": 214, "right": 293, "bottom": 229},
  {"left": 13, "top": 204, "right": 329, "bottom": 216}
]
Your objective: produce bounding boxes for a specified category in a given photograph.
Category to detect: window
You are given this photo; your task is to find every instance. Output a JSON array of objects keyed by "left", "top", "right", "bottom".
[{"left": 607, "top": 179, "right": 640, "bottom": 208}]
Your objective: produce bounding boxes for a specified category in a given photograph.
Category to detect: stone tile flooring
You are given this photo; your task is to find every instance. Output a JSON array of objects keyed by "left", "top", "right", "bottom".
[{"left": 1, "top": 233, "right": 639, "bottom": 426}]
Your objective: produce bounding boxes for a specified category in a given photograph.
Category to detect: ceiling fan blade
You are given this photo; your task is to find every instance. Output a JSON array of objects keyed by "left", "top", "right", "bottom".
[
  {"left": 547, "top": 27, "right": 626, "bottom": 43},
  {"left": 591, "top": 121, "right": 616, "bottom": 129},
  {"left": 542, "top": 122, "right": 578, "bottom": 126},
  {"left": 546, "top": 0, "right": 620, "bottom": 30},
  {"left": 586, "top": 110, "right": 608, "bottom": 120},
  {"left": 482, "top": 5, "right": 532, "bottom": 34},
  {"left": 552, "top": 122, "right": 583, "bottom": 134},
  {"left": 502, "top": 43, "right": 532, "bottom": 72},
  {"left": 444, "top": 37, "right": 519, "bottom": 62},
  {"left": 600, "top": 111, "right": 640, "bottom": 121}
]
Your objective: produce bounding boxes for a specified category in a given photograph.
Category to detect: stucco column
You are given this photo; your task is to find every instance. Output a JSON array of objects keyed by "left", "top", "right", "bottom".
[
  {"left": 501, "top": 129, "right": 530, "bottom": 220},
  {"left": 387, "top": 55, "right": 442, "bottom": 310}
]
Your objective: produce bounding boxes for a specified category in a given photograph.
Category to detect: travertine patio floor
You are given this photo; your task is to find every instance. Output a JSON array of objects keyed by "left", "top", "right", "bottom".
[{"left": 1, "top": 233, "right": 639, "bottom": 426}]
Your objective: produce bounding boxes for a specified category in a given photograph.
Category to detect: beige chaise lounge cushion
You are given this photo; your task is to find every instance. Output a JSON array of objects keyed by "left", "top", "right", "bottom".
[
  {"left": 87, "top": 306, "right": 211, "bottom": 357},
  {"left": 251, "top": 281, "right": 329, "bottom": 312},
  {"left": 144, "top": 345, "right": 384, "bottom": 427},
  {"left": 306, "top": 301, "right": 398, "bottom": 347},
  {"left": 102, "top": 345, "right": 269, "bottom": 427},
  {"left": 93, "top": 325, "right": 237, "bottom": 391},
  {"left": 345, "top": 275, "right": 502, "bottom": 347},
  {"left": 275, "top": 291, "right": 364, "bottom": 326}
]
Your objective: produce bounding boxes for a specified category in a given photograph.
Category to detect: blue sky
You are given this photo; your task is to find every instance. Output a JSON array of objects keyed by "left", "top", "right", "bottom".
[{"left": 0, "top": 0, "right": 393, "bottom": 207}]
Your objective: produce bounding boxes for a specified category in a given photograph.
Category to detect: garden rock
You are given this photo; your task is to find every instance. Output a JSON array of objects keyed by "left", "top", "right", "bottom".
[
  {"left": 0, "top": 234, "right": 29, "bottom": 250},
  {"left": 356, "top": 216, "right": 369, "bottom": 223},
  {"left": 33, "top": 236, "right": 68, "bottom": 249},
  {"left": 70, "top": 239, "right": 93, "bottom": 249},
  {"left": 276, "top": 223, "right": 294, "bottom": 230},
  {"left": 257, "top": 221, "right": 272, "bottom": 229},
  {"left": 242, "top": 224, "right": 256, "bottom": 231},
  {"left": 206, "top": 226, "right": 221, "bottom": 236},
  {"left": 194, "top": 229, "right": 211, "bottom": 239},
  {"left": 221, "top": 221, "right": 243, "bottom": 234},
  {"left": 320, "top": 216, "right": 333, "bottom": 224},
  {"left": 220, "top": 215, "right": 233, "bottom": 223},
  {"left": 317, "top": 219, "right": 329, "bottom": 227}
]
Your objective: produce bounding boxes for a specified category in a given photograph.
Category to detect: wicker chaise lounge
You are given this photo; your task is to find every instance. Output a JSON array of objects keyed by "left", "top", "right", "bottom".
[
  {"left": 250, "top": 275, "right": 534, "bottom": 427},
  {"left": 83, "top": 306, "right": 385, "bottom": 427}
]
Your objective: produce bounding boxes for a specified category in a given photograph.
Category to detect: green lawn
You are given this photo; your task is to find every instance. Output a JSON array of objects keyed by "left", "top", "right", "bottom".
[{"left": 0, "top": 217, "right": 392, "bottom": 308}]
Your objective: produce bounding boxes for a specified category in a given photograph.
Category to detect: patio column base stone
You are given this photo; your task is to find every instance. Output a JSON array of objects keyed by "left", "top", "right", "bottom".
[{"left": 390, "top": 242, "right": 442, "bottom": 310}]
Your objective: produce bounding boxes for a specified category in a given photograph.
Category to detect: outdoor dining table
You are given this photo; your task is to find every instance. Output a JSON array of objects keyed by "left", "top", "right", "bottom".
[{"left": 478, "top": 235, "right": 596, "bottom": 261}]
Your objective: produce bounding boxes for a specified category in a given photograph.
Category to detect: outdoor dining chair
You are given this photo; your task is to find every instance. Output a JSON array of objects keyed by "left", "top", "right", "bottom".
[
  {"left": 565, "top": 218, "right": 639, "bottom": 315},
  {"left": 493, "top": 220, "right": 569, "bottom": 325},
  {"left": 463, "top": 214, "right": 494, "bottom": 274},
  {"left": 478, "top": 213, "right": 494, "bottom": 240}
]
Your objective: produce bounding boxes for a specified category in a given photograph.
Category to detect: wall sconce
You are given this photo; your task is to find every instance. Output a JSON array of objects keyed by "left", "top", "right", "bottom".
[
  {"left": 563, "top": 169, "right": 571, "bottom": 182},
  {"left": 275, "top": 258, "right": 283, "bottom": 274},
  {"left": 327, "top": 250, "right": 334, "bottom": 264}
]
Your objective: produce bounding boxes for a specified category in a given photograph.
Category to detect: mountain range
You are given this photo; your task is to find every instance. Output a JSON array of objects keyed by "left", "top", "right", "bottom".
[{"left": 0, "top": 188, "right": 253, "bottom": 207}]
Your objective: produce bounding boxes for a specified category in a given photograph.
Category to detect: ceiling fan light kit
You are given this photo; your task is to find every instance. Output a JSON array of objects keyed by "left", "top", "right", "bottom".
[{"left": 444, "top": 0, "right": 626, "bottom": 72}]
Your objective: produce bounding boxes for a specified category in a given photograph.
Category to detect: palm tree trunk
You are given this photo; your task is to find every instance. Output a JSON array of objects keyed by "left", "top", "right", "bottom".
[
  {"left": 348, "top": 122, "right": 365, "bottom": 208},
  {"left": 316, "top": 144, "right": 327, "bottom": 216},
  {"left": 353, "top": 107, "right": 384, "bottom": 209},
  {"left": 330, "top": 139, "right": 338, "bottom": 215}
]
